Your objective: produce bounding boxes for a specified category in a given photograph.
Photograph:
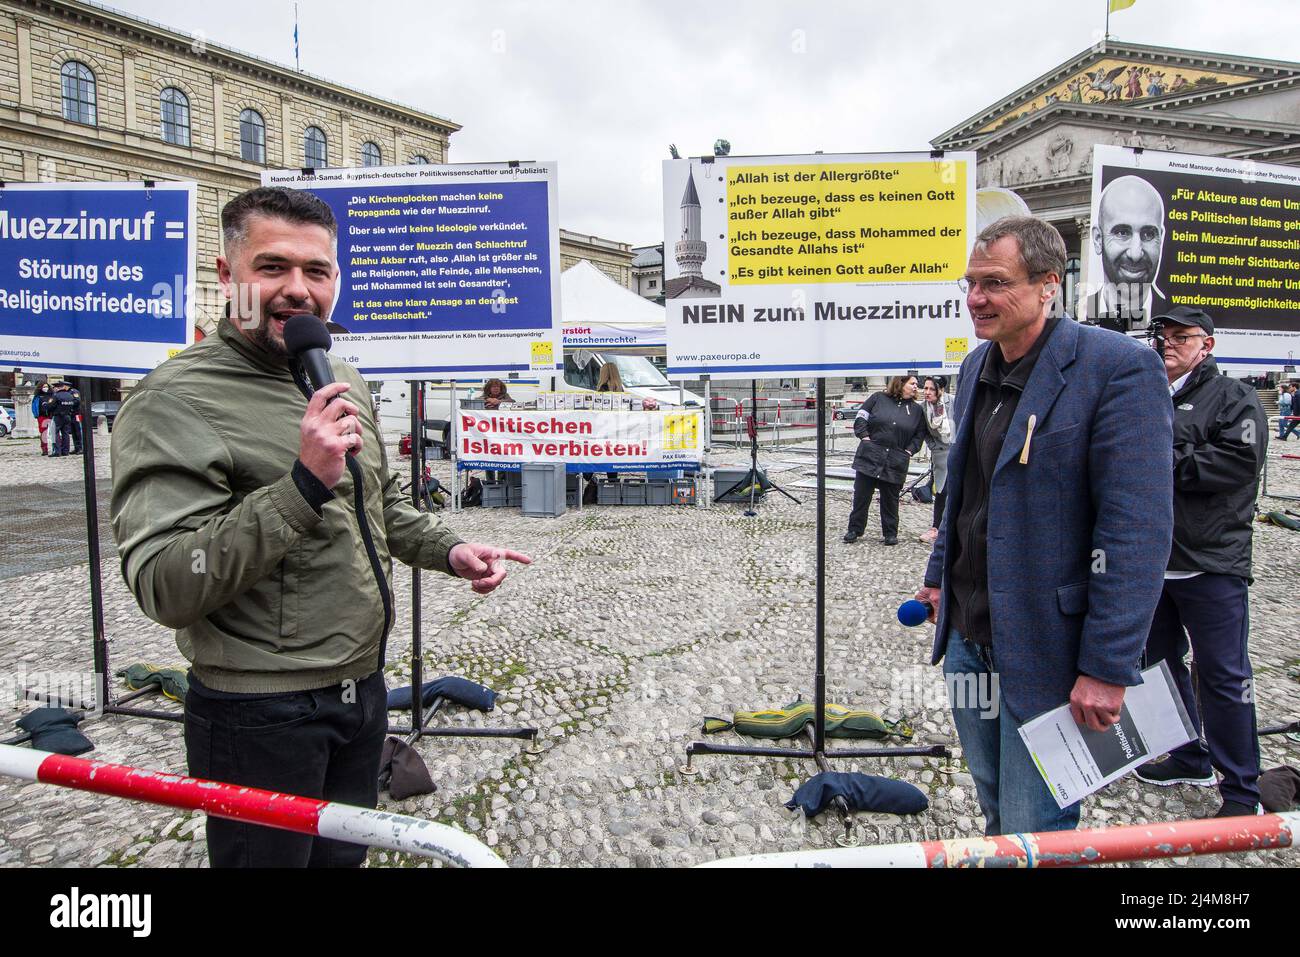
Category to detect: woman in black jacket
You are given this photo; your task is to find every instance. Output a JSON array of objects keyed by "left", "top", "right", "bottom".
[{"left": 844, "top": 375, "right": 926, "bottom": 545}]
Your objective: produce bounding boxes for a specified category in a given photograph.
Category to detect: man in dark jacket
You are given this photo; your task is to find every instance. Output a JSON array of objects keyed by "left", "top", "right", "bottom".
[
  {"left": 913, "top": 216, "right": 1173, "bottom": 836},
  {"left": 1136, "top": 306, "right": 1267, "bottom": 818},
  {"left": 49, "top": 382, "right": 79, "bottom": 457},
  {"left": 843, "top": 376, "right": 926, "bottom": 545}
]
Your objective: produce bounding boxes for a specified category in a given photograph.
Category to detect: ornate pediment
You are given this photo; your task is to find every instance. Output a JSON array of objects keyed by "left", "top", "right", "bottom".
[
  {"left": 978, "top": 59, "right": 1257, "bottom": 134},
  {"left": 936, "top": 42, "right": 1300, "bottom": 149}
]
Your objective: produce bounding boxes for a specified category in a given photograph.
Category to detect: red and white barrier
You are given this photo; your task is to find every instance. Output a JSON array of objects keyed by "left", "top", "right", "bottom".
[
  {"left": 699, "top": 811, "right": 1300, "bottom": 867},
  {"left": 0, "top": 744, "right": 504, "bottom": 868}
]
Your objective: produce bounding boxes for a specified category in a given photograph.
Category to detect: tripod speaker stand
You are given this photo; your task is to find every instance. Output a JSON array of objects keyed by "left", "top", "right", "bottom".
[{"left": 715, "top": 380, "right": 802, "bottom": 516}]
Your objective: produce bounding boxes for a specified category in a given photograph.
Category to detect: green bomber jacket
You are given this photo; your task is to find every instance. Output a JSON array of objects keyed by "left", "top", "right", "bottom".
[{"left": 110, "top": 315, "right": 463, "bottom": 693}]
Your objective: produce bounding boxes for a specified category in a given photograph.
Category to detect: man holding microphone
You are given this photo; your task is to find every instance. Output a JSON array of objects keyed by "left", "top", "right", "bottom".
[
  {"left": 111, "top": 187, "right": 530, "bottom": 867},
  {"left": 913, "top": 216, "right": 1173, "bottom": 836}
]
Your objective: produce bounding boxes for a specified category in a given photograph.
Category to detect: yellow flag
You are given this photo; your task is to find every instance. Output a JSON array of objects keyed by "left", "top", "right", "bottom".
[{"left": 1110, "top": 0, "right": 1137, "bottom": 11}]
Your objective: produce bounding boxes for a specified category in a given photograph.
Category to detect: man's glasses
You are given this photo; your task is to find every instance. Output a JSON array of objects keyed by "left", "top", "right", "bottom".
[
  {"left": 957, "top": 272, "right": 1045, "bottom": 296},
  {"left": 1150, "top": 331, "right": 1206, "bottom": 347}
]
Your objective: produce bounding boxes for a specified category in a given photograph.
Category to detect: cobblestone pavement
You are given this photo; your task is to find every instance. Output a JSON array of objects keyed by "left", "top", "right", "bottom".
[{"left": 0, "top": 431, "right": 1297, "bottom": 869}]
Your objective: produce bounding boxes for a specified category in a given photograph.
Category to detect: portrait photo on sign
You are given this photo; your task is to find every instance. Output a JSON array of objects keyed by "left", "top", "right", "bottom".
[{"left": 1084, "top": 145, "right": 1300, "bottom": 367}]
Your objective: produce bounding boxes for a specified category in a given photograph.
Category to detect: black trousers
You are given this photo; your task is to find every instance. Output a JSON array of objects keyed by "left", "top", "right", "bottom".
[
  {"left": 53, "top": 416, "right": 73, "bottom": 455},
  {"left": 932, "top": 489, "right": 947, "bottom": 530},
  {"left": 1143, "top": 574, "right": 1260, "bottom": 807},
  {"left": 184, "top": 670, "right": 388, "bottom": 867},
  {"left": 847, "top": 472, "right": 900, "bottom": 538}
]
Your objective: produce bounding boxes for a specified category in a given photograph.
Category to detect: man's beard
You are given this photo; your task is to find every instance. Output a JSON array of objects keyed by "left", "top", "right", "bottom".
[
  {"left": 240, "top": 304, "right": 322, "bottom": 358},
  {"left": 1105, "top": 257, "right": 1156, "bottom": 287},
  {"left": 244, "top": 315, "right": 287, "bottom": 358}
]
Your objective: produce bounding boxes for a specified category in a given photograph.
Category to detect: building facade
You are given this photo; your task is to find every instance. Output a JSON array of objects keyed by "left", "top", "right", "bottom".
[
  {"left": 933, "top": 40, "right": 1300, "bottom": 317},
  {"left": 0, "top": 0, "right": 459, "bottom": 397},
  {"left": 558, "top": 228, "right": 634, "bottom": 289},
  {"left": 630, "top": 245, "right": 662, "bottom": 302}
]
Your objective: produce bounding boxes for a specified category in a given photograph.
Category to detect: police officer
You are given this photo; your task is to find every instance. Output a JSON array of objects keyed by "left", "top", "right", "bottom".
[
  {"left": 69, "top": 385, "right": 84, "bottom": 454},
  {"left": 1136, "top": 306, "right": 1268, "bottom": 818},
  {"left": 49, "top": 382, "right": 80, "bottom": 457}
]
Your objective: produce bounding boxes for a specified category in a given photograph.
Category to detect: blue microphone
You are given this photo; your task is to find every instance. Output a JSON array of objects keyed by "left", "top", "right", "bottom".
[{"left": 897, "top": 599, "right": 933, "bottom": 627}]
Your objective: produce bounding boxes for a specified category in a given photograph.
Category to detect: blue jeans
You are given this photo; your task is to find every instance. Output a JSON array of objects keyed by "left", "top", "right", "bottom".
[{"left": 943, "top": 629, "right": 1081, "bottom": 836}]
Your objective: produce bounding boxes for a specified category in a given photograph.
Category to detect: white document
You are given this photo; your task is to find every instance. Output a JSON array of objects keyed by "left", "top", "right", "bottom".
[{"left": 1018, "top": 661, "right": 1198, "bottom": 809}]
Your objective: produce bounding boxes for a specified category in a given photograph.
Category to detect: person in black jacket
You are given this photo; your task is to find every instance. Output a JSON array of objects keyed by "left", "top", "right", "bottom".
[
  {"left": 843, "top": 375, "right": 927, "bottom": 545},
  {"left": 49, "top": 382, "right": 80, "bottom": 457},
  {"left": 1136, "top": 306, "right": 1268, "bottom": 818}
]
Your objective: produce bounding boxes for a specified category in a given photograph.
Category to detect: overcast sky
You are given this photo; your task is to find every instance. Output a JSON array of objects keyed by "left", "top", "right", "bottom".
[{"left": 111, "top": 0, "right": 1300, "bottom": 246}]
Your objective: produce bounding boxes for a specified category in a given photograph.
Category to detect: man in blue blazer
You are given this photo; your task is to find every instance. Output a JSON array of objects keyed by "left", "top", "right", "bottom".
[{"left": 914, "top": 216, "right": 1174, "bottom": 836}]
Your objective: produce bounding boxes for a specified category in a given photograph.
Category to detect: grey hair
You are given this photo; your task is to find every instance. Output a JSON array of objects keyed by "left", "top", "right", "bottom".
[{"left": 973, "top": 215, "right": 1066, "bottom": 280}]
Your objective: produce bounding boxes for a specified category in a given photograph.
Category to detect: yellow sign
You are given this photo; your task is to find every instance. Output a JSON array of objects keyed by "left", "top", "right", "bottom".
[
  {"left": 663, "top": 413, "right": 699, "bottom": 452},
  {"left": 944, "top": 337, "right": 968, "bottom": 364},
  {"left": 726, "top": 161, "right": 968, "bottom": 285},
  {"left": 530, "top": 340, "right": 554, "bottom": 370}
]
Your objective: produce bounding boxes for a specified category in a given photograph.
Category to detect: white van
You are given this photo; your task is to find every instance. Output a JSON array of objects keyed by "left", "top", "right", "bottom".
[{"left": 372, "top": 350, "right": 706, "bottom": 439}]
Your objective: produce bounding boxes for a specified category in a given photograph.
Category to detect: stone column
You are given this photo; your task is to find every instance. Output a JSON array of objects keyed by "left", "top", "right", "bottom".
[
  {"left": 280, "top": 95, "right": 293, "bottom": 166},
  {"left": 121, "top": 45, "right": 139, "bottom": 132},
  {"left": 393, "top": 129, "right": 402, "bottom": 166},
  {"left": 15, "top": 15, "right": 33, "bottom": 109},
  {"left": 340, "top": 113, "right": 351, "bottom": 167},
  {"left": 1076, "top": 216, "right": 1095, "bottom": 318},
  {"left": 212, "top": 76, "right": 226, "bottom": 153},
  {"left": 11, "top": 384, "right": 38, "bottom": 438}
]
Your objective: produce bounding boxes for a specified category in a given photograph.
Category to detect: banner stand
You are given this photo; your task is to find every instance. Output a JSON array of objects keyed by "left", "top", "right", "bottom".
[
  {"left": 1262, "top": 451, "right": 1300, "bottom": 503},
  {"left": 679, "top": 380, "right": 951, "bottom": 846},
  {"left": 77, "top": 377, "right": 182, "bottom": 725},
  {"left": 715, "top": 380, "right": 802, "bottom": 516},
  {"left": 386, "top": 384, "right": 540, "bottom": 754}
]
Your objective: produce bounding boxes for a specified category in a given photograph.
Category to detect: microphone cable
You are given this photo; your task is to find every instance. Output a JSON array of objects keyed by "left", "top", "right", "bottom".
[{"left": 289, "top": 360, "right": 394, "bottom": 674}]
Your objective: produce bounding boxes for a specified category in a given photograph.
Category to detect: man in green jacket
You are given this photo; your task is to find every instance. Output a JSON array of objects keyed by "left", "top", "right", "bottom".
[{"left": 111, "top": 186, "right": 530, "bottom": 867}]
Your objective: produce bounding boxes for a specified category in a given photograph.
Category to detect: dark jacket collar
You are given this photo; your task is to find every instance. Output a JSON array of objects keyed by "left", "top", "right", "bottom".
[
  {"left": 1173, "top": 355, "right": 1219, "bottom": 402},
  {"left": 217, "top": 307, "right": 293, "bottom": 375},
  {"left": 978, "top": 313, "right": 1063, "bottom": 392}
]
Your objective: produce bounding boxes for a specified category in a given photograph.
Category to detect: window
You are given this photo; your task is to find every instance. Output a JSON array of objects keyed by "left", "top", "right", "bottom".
[
  {"left": 361, "top": 141, "right": 381, "bottom": 167},
  {"left": 60, "top": 61, "right": 96, "bottom": 125},
  {"left": 411, "top": 154, "right": 430, "bottom": 165},
  {"left": 303, "top": 126, "right": 327, "bottom": 168},
  {"left": 159, "top": 87, "right": 190, "bottom": 146},
  {"left": 239, "top": 109, "right": 265, "bottom": 163}
]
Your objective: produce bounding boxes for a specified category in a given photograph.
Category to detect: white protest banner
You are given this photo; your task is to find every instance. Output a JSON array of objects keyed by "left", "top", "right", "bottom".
[
  {"left": 457, "top": 408, "right": 702, "bottom": 472},
  {"left": 662, "top": 151, "right": 976, "bottom": 380},
  {"left": 263, "top": 162, "right": 562, "bottom": 379},
  {"left": 1084, "top": 145, "right": 1300, "bottom": 368},
  {"left": 0, "top": 182, "right": 196, "bottom": 378}
]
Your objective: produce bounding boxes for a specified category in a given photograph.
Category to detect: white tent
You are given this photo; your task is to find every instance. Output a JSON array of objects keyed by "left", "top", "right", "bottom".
[{"left": 561, "top": 259, "right": 665, "bottom": 354}]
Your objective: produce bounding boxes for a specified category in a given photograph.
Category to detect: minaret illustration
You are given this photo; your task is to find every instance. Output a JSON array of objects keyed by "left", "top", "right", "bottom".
[{"left": 666, "top": 167, "right": 721, "bottom": 299}]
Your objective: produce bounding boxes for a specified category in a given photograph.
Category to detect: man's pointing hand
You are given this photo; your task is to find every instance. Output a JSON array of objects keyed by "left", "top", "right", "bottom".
[{"left": 449, "top": 543, "right": 533, "bottom": 594}]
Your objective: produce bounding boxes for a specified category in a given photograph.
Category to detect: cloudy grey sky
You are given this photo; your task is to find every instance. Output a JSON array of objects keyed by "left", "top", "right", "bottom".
[{"left": 110, "top": 0, "right": 1300, "bottom": 246}]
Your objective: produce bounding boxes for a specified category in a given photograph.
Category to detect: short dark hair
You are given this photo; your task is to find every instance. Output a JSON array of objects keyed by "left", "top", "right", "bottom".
[
  {"left": 974, "top": 215, "right": 1066, "bottom": 280},
  {"left": 221, "top": 186, "right": 337, "bottom": 251}
]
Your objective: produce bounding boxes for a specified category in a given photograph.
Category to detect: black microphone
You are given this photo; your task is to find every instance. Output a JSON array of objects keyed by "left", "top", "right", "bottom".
[{"left": 283, "top": 313, "right": 334, "bottom": 393}]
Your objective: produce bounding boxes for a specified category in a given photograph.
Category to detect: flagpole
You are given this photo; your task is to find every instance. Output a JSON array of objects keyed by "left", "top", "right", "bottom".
[
  {"left": 1105, "top": 0, "right": 1110, "bottom": 41},
  {"left": 294, "top": 2, "right": 300, "bottom": 71}
]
